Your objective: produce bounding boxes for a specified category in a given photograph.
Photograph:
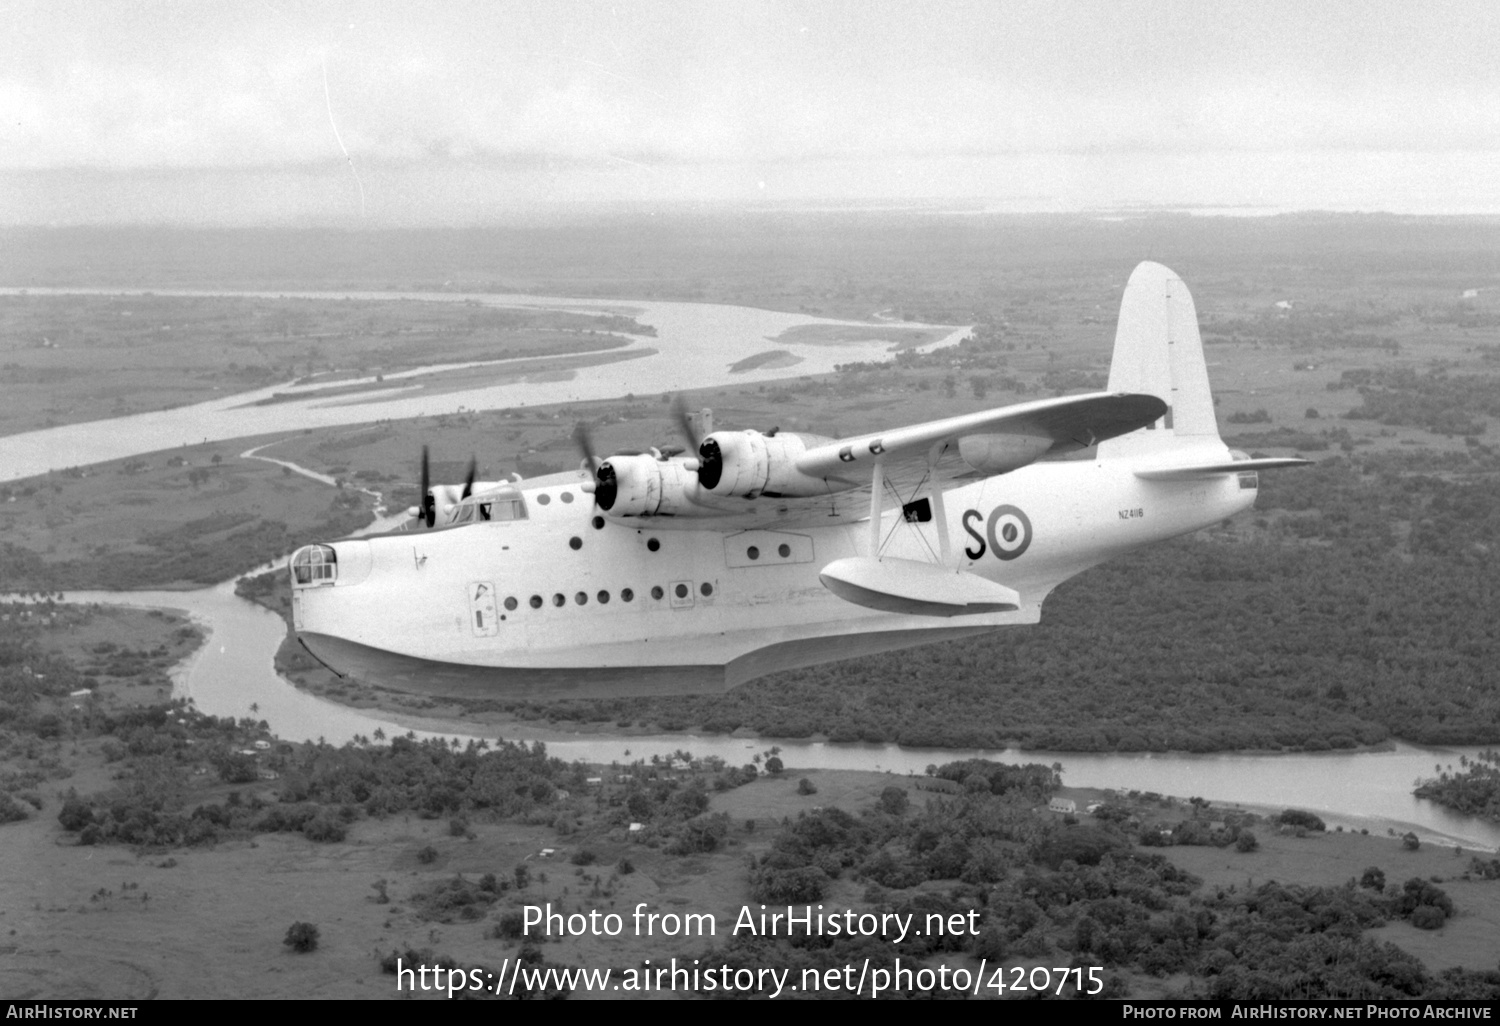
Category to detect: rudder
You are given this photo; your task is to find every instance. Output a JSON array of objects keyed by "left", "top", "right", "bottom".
[{"left": 1097, "top": 262, "right": 1219, "bottom": 460}]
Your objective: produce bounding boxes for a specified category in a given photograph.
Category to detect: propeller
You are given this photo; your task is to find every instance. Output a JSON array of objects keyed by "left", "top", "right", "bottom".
[
  {"left": 572, "top": 421, "right": 598, "bottom": 470},
  {"left": 420, "top": 446, "right": 435, "bottom": 528},
  {"left": 573, "top": 422, "right": 617, "bottom": 511},
  {"left": 461, "top": 456, "right": 477, "bottom": 500},
  {"left": 671, "top": 394, "right": 701, "bottom": 450},
  {"left": 697, "top": 435, "right": 723, "bottom": 490},
  {"left": 594, "top": 462, "right": 618, "bottom": 510},
  {"left": 672, "top": 395, "right": 723, "bottom": 486}
]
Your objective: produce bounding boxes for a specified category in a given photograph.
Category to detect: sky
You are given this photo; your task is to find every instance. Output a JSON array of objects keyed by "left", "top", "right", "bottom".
[{"left": 5, "top": 0, "right": 1500, "bottom": 225}]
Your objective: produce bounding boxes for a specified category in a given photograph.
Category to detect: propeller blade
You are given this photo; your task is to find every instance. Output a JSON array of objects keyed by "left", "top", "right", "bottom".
[
  {"left": 573, "top": 421, "right": 606, "bottom": 510},
  {"left": 671, "top": 394, "right": 700, "bottom": 449},
  {"left": 420, "top": 446, "right": 435, "bottom": 528},
  {"left": 572, "top": 421, "right": 598, "bottom": 469},
  {"left": 461, "top": 456, "right": 477, "bottom": 500}
]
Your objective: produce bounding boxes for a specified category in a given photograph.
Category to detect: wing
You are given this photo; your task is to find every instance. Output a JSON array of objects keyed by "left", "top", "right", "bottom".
[
  {"left": 616, "top": 392, "right": 1165, "bottom": 532},
  {"left": 795, "top": 391, "right": 1166, "bottom": 488}
]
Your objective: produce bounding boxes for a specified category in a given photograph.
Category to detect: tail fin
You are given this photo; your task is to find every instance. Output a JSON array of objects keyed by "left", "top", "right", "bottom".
[{"left": 1097, "top": 262, "right": 1220, "bottom": 460}]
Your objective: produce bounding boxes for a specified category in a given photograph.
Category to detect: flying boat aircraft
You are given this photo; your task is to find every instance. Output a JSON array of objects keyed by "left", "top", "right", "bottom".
[{"left": 290, "top": 263, "right": 1309, "bottom": 699}]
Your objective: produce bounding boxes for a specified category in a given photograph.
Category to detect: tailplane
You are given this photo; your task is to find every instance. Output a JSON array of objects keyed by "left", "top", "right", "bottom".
[
  {"left": 1099, "top": 262, "right": 1310, "bottom": 478},
  {"left": 1097, "top": 262, "right": 1220, "bottom": 461}
]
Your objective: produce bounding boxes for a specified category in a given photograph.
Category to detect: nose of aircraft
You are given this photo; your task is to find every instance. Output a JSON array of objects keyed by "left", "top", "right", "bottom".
[{"left": 289, "top": 539, "right": 373, "bottom": 588}]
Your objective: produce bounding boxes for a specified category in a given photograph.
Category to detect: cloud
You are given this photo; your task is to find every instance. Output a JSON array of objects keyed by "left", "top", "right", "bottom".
[
  {"left": 5, "top": 0, "right": 1500, "bottom": 222},
  {"left": 7, "top": 45, "right": 1500, "bottom": 176}
]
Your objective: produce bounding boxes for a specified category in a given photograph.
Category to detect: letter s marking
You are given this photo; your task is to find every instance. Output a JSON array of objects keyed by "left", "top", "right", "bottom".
[{"left": 962, "top": 508, "right": 986, "bottom": 561}]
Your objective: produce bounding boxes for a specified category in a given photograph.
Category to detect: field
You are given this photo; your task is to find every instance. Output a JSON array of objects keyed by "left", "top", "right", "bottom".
[
  {"left": 0, "top": 436, "right": 375, "bottom": 589},
  {"left": 0, "top": 292, "right": 653, "bottom": 436},
  {"left": 4, "top": 684, "right": 1497, "bottom": 1000}
]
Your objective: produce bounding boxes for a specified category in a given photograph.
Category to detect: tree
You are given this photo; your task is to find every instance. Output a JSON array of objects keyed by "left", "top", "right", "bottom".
[
  {"left": 764, "top": 756, "right": 784, "bottom": 775},
  {"left": 1402, "top": 832, "right": 1420, "bottom": 851},
  {"left": 878, "top": 786, "right": 909, "bottom": 816},
  {"left": 1277, "top": 809, "right": 1326, "bottom": 832},
  {"left": 57, "top": 794, "right": 93, "bottom": 832},
  {"left": 1411, "top": 905, "right": 1446, "bottom": 930},
  {"left": 797, "top": 778, "right": 817, "bottom": 796},
  {"left": 1359, "top": 866, "right": 1386, "bottom": 891},
  {"left": 283, "top": 921, "right": 319, "bottom": 953}
]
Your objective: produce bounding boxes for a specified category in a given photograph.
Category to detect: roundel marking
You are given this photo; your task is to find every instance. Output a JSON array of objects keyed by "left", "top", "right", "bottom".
[{"left": 985, "top": 504, "right": 1032, "bottom": 561}]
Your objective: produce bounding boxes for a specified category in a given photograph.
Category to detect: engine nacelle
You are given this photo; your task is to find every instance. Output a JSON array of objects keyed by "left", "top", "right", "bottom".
[
  {"left": 696, "top": 430, "right": 836, "bottom": 498},
  {"left": 428, "top": 483, "right": 466, "bottom": 526},
  {"left": 957, "top": 432, "right": 1053, "bottom": 476},
  {"left": 596, "top": 454, "right": 701, "bottom": 516}
]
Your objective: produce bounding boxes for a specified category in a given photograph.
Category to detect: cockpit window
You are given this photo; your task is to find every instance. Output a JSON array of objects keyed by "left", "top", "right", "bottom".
[
  {"left": 487, "top": 498, "right": 527, "bottom": 521},
  {"left": 452, "top": 494, "right": 527, "bottom": 524},
  {"left": 291, "top": 544, "right": 337, "bottom": 586}
]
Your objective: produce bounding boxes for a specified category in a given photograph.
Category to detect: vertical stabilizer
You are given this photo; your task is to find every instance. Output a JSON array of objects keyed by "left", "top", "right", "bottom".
[{"left": 1097, "top": 262, "right": 1220, "bottom": 460}]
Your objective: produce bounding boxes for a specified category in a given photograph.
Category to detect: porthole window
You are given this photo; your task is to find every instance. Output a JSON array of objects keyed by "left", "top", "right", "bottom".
[
  {"left": 504, "top": 597, "right": 518, "bottom": 611},
  {"left": 552, "top": 593, "right": 565, "bottom": 607},
  {"left": 575, "top": 591, "right": 587, "bottom": 605},
  {"left": 778, "top": 543, "right": 791, "bottom": 558},
  {"left": 592, "top": 516, "right": 605, "bottom": 530},
  {"left": 700, "top": 582, "right": 714, "bottom": 597},
  {"left": 647, "top": 538, "right": 660, "bottom": 552},
  {"left": 561, "top": 491, "right": 575, "bottom": 504},
  {"left": 569, "top": 536, "right": 582, "bottom": 550},
  {"left": 529, "top": 595, "right": 543, "bottom": 609},
  {"left": 621, "top": 588, "right": 634, "bottom": 602},
  {"left": 674, "top": 583, "right": 689, "bottom": 599},
  {"left": 537, "top": 493, "right": 551, "bottom": 506},
  {"left": 650, "top": 585, "right": 664, "bottom": 600},
  {"left": 597, "top": 590, "right": 610, "bottom": 604},
  {"left": 747, "top": 545, "right": 760, "bottom": 560}
]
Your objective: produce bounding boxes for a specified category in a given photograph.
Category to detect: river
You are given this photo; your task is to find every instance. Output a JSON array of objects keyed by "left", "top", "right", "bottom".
[
  {"left": 0, "top": 287, "right": 968, "bottom": 483},
  {"left": 47, "top": 581, "right": 1500, "bottom": 853}
]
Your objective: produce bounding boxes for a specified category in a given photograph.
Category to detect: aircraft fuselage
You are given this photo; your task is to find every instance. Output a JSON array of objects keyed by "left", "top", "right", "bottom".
[{"left": 292, "top": 455, "right": 1257, "bottom": 699}]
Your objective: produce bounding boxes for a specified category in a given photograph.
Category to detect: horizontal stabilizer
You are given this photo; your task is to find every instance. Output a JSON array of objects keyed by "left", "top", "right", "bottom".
[
  {"left": 1135, "top": 457, "right": 1311, "bottom": 481},
  {"left": 819, "top": 557, "right": 1020, "bottom": 618}
]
